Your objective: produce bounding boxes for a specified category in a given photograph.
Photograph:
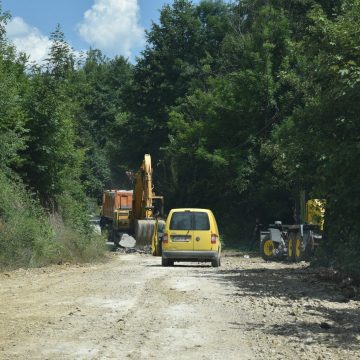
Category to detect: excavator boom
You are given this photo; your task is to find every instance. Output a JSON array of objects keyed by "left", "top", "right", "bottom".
[{"left": 132, "top": 154, "right": 164, "bottom": 245}]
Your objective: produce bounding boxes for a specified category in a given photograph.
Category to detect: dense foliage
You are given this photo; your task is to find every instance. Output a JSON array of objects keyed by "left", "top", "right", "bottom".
[
  {"left": 0, "top": 13, "right": 107, "bottom": 268},
  {"left": 0, "top": 0, "right": 359, "bottom": 274}
]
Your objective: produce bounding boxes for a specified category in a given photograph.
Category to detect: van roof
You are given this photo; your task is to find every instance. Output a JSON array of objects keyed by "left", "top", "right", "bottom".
[{"left": 170, "top": 208, "right": 212, "bottom": 213}]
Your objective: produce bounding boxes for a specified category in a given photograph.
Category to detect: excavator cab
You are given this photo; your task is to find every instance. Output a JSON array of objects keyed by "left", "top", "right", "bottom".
[{"left": 152, "top": 196, "right": 164, "bottom": 218}]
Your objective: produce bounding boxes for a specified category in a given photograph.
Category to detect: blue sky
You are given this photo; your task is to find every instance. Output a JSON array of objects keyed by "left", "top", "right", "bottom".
[{"left": 2, "top": 0, "right": 218, "bottom": 63}]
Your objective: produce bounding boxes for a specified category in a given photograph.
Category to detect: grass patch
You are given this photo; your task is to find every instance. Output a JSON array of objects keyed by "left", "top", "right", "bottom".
[{"left": 0, "top": 171, "right": 106, "bottom": 270}]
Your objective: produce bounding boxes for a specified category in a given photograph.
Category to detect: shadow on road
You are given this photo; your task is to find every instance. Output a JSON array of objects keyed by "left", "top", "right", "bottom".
[
  {"left": 207, "top": 266, "right": 354, "bottom": 302},
  {"left": 195, "top": 263, "right": 360, "bottom": 351},
  {"left": 145, "top": 263, "right": 211, "bottom": 268}
]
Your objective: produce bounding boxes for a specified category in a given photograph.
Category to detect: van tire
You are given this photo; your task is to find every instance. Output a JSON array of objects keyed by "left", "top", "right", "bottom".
[
  {"left": 162, "top": 257, "right": 174, "bottom": 266},
  {"left": 212, "top": 257, "right": 220, "bottom": 268}
]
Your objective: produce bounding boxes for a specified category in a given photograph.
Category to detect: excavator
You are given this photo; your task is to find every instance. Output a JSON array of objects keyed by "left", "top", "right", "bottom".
[
  {"left": 107, "top": 154, "right": 164, "bottom": 246},
  {"left": 131, "top": 154, "right": 164, "bottom": 245}
]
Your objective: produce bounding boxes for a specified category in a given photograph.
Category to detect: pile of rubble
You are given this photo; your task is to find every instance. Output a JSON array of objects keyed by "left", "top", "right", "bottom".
[{"left": 115, "top": 245, "right": 152, "bottom": 254}]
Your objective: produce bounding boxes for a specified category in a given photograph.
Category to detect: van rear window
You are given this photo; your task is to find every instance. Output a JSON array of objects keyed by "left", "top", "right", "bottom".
[
  {"left": 169, "top": 212, "right": 210, "bottom": 230},
  {"left": 193, "top": 212, "right": 210, "bottom": 230},
  {"left": 170, "top": 212, "right": 192, "bottom": 230}
]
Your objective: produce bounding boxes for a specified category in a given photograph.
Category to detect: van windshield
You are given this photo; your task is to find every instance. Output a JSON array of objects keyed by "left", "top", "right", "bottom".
[{"left": 170, "top": 212, "right": 210, "bottom": 231}]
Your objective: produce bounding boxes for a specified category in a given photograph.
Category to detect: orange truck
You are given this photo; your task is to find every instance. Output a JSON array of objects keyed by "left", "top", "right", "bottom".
[{"left": 100, "top": 190, "right": 133, "bottom": 234}]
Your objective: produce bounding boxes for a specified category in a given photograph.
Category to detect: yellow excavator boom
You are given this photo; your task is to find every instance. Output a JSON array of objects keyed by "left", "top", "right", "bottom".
[{"left": 132, "top": 154, "right": 164, "bottom": 245}]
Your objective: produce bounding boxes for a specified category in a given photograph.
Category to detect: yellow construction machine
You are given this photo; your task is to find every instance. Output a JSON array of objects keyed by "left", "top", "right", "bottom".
[
  {"left": 104, "top": 154, "right": 164, "bottom": 247},
  {"left": 105, "top": 154, "right": 164, "bottom": 245},
  {"left": 260, "top": 193, "right": 325, "bottom": 262},
  {"left": 151, "top": 218, "right": 165, "bottom": 256},
  {"left": 131, "top": 154, "right": 164, "bottom": 245}
]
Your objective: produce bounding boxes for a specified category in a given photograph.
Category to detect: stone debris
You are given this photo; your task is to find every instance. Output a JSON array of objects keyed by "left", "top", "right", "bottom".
[
  {"left": 115, "top": 244, "right": 152, "bottom": 254},
  {"left": 119, "top": 234, "right": 136, "bottom": 248}
]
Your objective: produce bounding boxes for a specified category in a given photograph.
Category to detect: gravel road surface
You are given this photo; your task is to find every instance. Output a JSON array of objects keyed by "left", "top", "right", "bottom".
[{"left": 0, "top": 252, "right": 359, "bottom": 359}]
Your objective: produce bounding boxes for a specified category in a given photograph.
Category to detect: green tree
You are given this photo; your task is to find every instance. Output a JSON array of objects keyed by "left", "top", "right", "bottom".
[
  {"left": 22, "top": 26, "right": 82, "bottom": 206},
  {"left": 73, "top": 50, "right": 132, "bottom": 195},
  {"left": 110, "top": 0, "right": 232, "bottom": 174},
  {"left": 273, "top": 0, "right": 360, "bottom": 273},
  {"left": 163, "top": 1, "right": 297, "bottom": 237},
  {"left": 0, "top": 8, "right": 28, "bottom": 172}
]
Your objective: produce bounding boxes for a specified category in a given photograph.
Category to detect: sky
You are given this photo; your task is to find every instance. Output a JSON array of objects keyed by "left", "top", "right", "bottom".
[{"left": 2, "top": 0, "right": 215, "bottom": 64}]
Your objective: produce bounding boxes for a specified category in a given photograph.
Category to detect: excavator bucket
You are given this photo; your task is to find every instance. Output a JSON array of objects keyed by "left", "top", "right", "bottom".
[{"left": 134, "top": 219, "right": 156, "bottom": 246}]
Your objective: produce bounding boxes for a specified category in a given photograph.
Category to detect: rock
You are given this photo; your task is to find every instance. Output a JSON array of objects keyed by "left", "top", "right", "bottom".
[
  {"left": 119, "top": 234, "right": 136, "bottom": 248},
  {"left": 320, "top": 322, "right": 331, "bottom": 330}
]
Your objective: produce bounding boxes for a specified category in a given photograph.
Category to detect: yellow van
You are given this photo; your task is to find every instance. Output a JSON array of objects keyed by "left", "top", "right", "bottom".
[{"left": 161, "top": 209, "right": 221, "bottom": 267}]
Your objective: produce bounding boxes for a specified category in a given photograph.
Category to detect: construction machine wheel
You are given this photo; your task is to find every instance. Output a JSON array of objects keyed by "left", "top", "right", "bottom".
[
  {"left": 260, "top": 236, "right": 276, "bottom": 261},
  {"left": 287, "top": 232, "right": 296, "bottom": 262},
  {"left": 135, "top": 219, "right": 156, "bottom": 246},
  {"left": 294, "top": 233, "right": 305, "bottom": 262},
  {"left": 304, "top": 232, "right": 314, "bottom": 261},
  {"left": 112, "top": 230, "right": 120, "bottom": 246}
]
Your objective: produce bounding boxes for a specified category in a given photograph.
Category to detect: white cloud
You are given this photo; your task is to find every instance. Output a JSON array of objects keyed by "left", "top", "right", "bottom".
[
  {"left": 6, "top": 17, "right": 51, "bottom": 64},
  {"left": 77, "top": 0, "right": 145, "bottom": 59}
]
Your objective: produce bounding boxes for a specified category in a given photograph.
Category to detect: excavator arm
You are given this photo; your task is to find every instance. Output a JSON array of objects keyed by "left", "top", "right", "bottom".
[
  {"left": 133, "top": 154, "right": 154, "bottom": 220},
  {"left": 131, "top": 154, "right": 164, "bottom": 245}
]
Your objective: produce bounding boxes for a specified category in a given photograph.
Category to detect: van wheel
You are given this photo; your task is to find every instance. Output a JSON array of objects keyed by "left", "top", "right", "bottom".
[
  {"left": 162, "top": 258, "right": 174, "bottom": 266},
  {"left": 211, "top": 257, "right": 220, "bottom": 268}
]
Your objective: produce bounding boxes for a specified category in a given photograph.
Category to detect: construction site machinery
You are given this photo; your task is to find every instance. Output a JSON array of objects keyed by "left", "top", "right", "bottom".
[
  {"left": 151, "top": 218, "right": 166, "bottom": 256},
  {"left": 101, "top": 155, "right": 164, "bottom": 247},
  {"left": 100, "top": 190, "right": 133, "bottom": 245},
  {"left": 131, "top": 154, "right": 164, "bottom": 245},
  {"left": 260, "top": 197, "right": 325, "bottom": 262}
]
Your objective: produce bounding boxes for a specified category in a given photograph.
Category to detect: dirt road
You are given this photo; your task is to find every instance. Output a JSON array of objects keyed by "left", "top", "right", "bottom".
[{"left": 0, "top": 252, "right": 359, "bottom": 359}]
